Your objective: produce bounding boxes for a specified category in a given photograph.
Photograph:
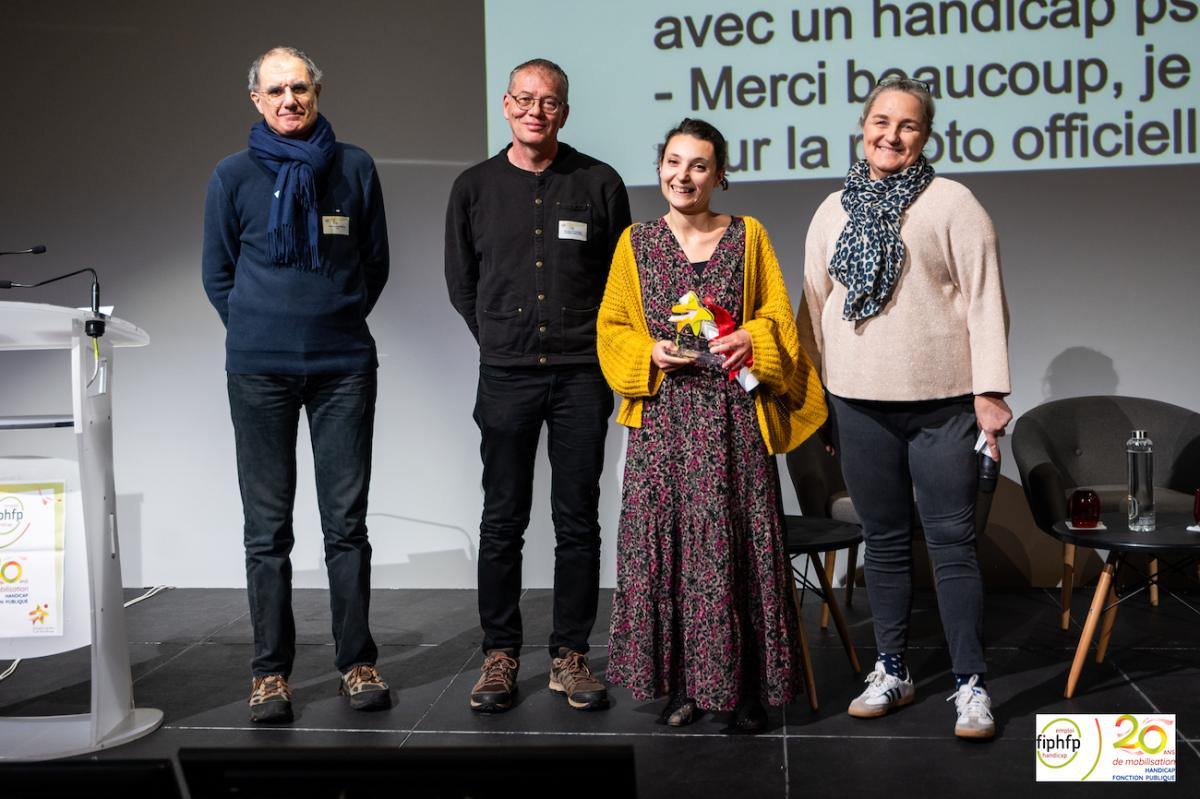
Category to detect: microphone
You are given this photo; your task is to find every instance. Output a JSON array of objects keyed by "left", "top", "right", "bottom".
[
  {"left": 0, "top": 244, "right": 47, "bottom": 256},
  {"left": 0, "top": 266, "right": 106, "bottom": 338},
  {"left": 974, "top": 431, "right": 998, "bottom": 494}
]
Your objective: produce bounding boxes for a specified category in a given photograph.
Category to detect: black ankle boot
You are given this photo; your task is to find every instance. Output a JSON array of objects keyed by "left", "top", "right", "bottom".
[
  {"left": 656, "top": 693, "right": 699, "bottom": 727},
  {"left": 725, "top": 695, "right": 767, "bottom": 734}
]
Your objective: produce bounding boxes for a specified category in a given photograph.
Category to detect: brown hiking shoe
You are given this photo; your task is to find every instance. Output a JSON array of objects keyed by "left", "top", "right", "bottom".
[
  {"left": 549, "top": 648, "right": 609, "bottom": 710},
  {"left": 339, "top": 664, "right": 392, "bottom": 711},
  {"left": 470, "top": 650, "right": 519, "bottom": 712},
  {"left": 249, "top": 674, "right": 293, "bottom": 723}
]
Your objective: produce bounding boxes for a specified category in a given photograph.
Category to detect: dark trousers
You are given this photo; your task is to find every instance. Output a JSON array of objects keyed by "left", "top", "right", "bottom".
[
  {"left": 227, "top": 372, "right": 379, "bottom": 677},
  {"left": 830, "top": 394, "right": 987, "bottom": 676},
  {"left": 473, "top": 364, "right": 614, "bottom": 656}
]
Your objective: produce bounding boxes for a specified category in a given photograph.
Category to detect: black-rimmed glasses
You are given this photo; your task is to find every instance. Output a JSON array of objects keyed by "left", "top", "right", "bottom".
[{"left": 507, "top": 93, "right": 564, "bottom": 114}]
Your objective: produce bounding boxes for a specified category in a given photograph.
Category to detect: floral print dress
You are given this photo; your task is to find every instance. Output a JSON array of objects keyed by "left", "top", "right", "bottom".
[{"left": 606, "top": 217, "right": 804, "bottom": 711}]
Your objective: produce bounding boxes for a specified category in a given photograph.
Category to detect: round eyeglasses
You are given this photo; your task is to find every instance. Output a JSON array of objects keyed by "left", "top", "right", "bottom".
[
  {"left": 254, "top": 81, "right": 316, "bottom": 105},
  {"left": 507, "top": 93, "right": 564, "bottom": 114}
]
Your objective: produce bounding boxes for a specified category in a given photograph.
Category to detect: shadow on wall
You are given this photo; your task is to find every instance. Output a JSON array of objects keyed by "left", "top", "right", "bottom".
[
  {"left": 116, "top": 493, "right": 143, "bottom": 587},
  {"left": 293, "top": 513, "right": 477, "bottom": 589},
  {"left": 974, "top": 346, "right": 1121, "bottom": 589},
  {"left": 1042, "top": 346, "right": 1119, "bottom": 401},
  {"left": 973, "top": 476, "right": 1103, "bottom": 589},
  {"left": 896, "top": 347, "right": 1123, "bottom": 590},
  {"left": 846, "top": 476, "right": 1103, "bottom": 591}
]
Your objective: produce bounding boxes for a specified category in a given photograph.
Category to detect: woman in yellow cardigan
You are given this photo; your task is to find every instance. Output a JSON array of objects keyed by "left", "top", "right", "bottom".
[{"left": 597, "top": 118, "right": 826, "bottom": 732}]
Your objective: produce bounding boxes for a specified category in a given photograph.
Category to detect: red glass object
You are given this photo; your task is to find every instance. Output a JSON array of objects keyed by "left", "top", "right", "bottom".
[{"left": 1069, "top": 489, "right": 1101, "bottom": 529}]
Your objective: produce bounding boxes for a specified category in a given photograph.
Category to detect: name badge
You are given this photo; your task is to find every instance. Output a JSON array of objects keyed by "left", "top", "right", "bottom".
[
  {"left": 558, "top": 220, "right": 588, "bottom": 241},
  {"left": 322, "top": 215, "right": 350, "bottom": 236}
]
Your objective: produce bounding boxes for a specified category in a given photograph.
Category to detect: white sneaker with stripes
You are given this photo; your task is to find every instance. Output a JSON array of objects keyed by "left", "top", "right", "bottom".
[
  {"left": 848, "top": 661, "right": 915, "bottom": 718},
  {"left": 947, "top": 675, "right": 995, "bottom": 739}
]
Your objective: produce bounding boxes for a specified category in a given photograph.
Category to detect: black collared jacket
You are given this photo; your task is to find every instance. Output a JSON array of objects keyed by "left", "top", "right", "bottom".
[{"left": 445, "top": 143, "right": 631, "bottom": 367}]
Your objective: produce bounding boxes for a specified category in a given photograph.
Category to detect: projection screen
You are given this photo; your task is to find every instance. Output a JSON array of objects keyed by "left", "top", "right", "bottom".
[{"left": 486, "top": 0, "right": 1199, "bottom": 185}]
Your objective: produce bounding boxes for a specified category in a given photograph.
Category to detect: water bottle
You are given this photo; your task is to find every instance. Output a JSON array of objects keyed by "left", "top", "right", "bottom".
[{"left": 1126, "top": 430, "right": 1155, "bottom": 532}]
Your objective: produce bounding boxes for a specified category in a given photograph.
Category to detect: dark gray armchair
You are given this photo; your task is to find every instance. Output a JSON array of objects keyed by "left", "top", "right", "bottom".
[{"left": 1012, "top": 395, "right": 1200, "bottom": 628}]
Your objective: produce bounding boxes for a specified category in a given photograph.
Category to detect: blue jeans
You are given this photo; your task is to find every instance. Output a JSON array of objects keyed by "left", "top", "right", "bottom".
[
  {"left": 473, "top": 364, "right": 613, "bottom": 656},
  {"left": 830, "top": 394, "right": 986, "bottom": 676},
  {"left": 227, "top": 372, "right": 379, "bottom": 677}
]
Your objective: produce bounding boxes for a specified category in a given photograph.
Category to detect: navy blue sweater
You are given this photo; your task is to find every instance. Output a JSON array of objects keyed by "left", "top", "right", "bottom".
[{"left": 202, "top": 143, "right": 389, "bottom": 375}]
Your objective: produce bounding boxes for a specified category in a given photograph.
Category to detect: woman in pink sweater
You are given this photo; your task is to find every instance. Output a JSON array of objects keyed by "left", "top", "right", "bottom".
[{"left": 797, "top": 77, "right": 1012, "bottom": 740}]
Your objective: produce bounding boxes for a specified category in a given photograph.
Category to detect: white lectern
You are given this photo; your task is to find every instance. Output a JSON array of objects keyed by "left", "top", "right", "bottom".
[{"left": 0, "top": 301, "right": 162, "bottom": 759}]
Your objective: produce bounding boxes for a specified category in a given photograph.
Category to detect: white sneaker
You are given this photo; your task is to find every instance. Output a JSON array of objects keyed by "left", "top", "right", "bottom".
[
  {"left": 848, "top": 661, "right": 915, "bottom": 718},
  {"left": 947, "top": 675, "right": 995, "bottom": 739}
]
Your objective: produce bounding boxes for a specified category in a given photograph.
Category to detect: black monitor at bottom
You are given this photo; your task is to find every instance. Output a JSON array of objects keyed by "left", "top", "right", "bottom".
[
  {"left": 0, "top": 759, "right": 182, "bottom": 799},
  {"left": 179, "top": 745, "right": 638, "bottom": 799}
]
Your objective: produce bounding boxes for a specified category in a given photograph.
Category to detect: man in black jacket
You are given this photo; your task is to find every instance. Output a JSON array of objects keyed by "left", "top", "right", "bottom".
[{"left": 445, "top": 58, "right": 631, "bottom": 714}]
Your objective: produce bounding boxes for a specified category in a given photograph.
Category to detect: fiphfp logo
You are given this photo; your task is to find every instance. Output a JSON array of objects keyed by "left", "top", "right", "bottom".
[
  {"left": 1035, "top": 714, "right": 1176, "bottom": 782},
  {"left": 0, "top": 495, "right": 26, "bottom": 539},
  {"left": 1036, "top": 717, "right": 1087, "bottom": 771}
]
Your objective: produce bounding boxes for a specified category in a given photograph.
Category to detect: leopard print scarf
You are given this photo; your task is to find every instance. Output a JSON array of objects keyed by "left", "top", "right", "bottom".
[{"left": 829, "top": 157, "right": 935, "bottom": 321}]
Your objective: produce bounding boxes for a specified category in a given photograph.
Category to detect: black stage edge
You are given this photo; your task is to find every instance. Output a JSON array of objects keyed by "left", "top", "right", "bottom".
[
  {"left": 0, "top": 747, "right": 636, "bottom": 798},
  {"left": 180, "top": 745, "right": 636, "bottom": 798},
  {"left": 0, "top": 759, "right": 182, "bottom": 799}
]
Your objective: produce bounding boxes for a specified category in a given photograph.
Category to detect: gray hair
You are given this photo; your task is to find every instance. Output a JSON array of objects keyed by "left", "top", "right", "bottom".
[
  {"left": 507, "top": 58, "right": 569, "bottom": 104},
  {"left": 858, "top": 77, "right": 935, "bottom": 133},
  {"left": 248, "top": 46, "right": 323, "bottom": 92}
]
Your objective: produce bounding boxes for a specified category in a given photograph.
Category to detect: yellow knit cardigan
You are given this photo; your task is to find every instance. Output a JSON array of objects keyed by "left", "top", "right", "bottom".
[{"left": 597, "top": 216, "right": 827, "bottom": 455}]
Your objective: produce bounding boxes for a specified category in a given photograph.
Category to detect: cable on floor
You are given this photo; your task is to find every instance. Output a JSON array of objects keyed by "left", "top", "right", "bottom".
[{"left": 0, "top": 586, "right": 172, "bottom": 682}]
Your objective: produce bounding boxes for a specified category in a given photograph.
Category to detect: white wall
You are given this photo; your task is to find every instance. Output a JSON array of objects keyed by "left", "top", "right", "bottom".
[{"left": 2, "top": 1, "right": 1197, "bottom": 589}]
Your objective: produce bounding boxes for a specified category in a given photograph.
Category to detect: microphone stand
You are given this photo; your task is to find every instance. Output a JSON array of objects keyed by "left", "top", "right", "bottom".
[{"left": 0, "top": 268, "right": 106, "bottom": 337}]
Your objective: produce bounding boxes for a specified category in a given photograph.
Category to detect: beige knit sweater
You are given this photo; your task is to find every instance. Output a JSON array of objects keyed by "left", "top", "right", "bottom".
[{"left": 797, "top": 177, "right": 1011, "bottom": 401}]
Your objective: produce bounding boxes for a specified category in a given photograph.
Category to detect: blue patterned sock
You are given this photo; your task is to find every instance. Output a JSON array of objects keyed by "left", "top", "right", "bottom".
[
  {"left": 955, "top": 673, "right": 986, "bottom": 691},
  {"left": 879, "top": 652, "right": 908, "bottom": 681}
]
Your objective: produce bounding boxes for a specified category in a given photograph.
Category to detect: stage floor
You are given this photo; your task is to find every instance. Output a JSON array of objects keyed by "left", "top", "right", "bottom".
[{"left": 2, "top": 586, "right": 1196, "bottom": 795}]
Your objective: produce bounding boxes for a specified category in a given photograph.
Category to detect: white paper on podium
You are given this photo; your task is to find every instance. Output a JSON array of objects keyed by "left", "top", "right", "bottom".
[
  {"left": 0, "top": 481, "right": 66, "bottom": 638},
  {"left": 74, "top": 305, "right": 115, "bottom": 316}
]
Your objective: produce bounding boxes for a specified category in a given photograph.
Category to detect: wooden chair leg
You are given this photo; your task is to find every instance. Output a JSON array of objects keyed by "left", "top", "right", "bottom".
[
  {"left": 1149, "top": 557, "right": 1159, "bottom": 606},
  {"left": 844, "top": 543, "right": 858, "bottom": 606},
  {"left": 1095, "top": 582, "right": 1119, "bottom": 663},
  {"left": 1065, "top": 555, "right": 1117, "bottom": 698},
  {"left": 788, "top": 568, "right": 818, "bottom": 711},
  {"left": 1061, "top": 542, "right": 1076, "bottom": 631},
  {"left": 819, "top": 550, "right": 836, "bottom": 630},
  {"left": 810, "top": 553, "right": 862, "bottom": 674}
]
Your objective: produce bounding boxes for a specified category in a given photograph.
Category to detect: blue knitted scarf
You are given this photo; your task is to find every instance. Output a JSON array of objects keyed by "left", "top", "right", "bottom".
[
  {"left": 248, "top": 114, "right": 337, "bottom": 271},
  {"left": 829, "top": 156, "right": 935, "bottom": 321}
]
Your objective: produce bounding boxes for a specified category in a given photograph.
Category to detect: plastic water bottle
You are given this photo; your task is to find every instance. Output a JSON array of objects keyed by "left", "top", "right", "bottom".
[{"left": 1126, "top": 430, "right": 1155, "bottom": 532}]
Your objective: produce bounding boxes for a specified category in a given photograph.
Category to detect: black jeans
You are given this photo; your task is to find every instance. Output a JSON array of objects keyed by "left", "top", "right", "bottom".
[
  {"left": 473, "top": 364, "right": 614, "bottom": 656},
  {"left": 830, "top": 394, "right": 986, "bottom": 676},
  {"left": 227, "top": 372, "right": 379, "bottom": 677}
]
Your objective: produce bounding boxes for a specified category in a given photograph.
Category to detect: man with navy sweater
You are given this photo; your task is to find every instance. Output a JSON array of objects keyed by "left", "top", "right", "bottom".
[{"left": 203, "top": 46, "right": 390, "bottom": 724}]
